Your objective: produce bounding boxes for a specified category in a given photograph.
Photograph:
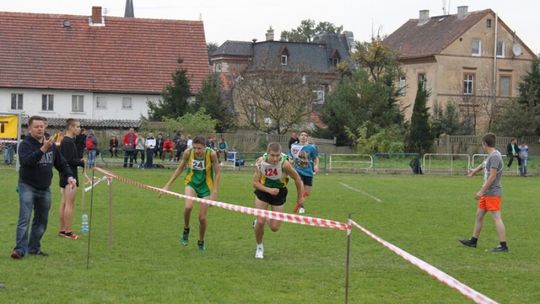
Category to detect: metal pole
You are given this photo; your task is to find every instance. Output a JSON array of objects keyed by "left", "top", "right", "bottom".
[
  {"left": 345, "top": 214, "right": 352, "bottom": 304},
  {"left": 107, "top": 177, "right": 113, "bottom": 249}
]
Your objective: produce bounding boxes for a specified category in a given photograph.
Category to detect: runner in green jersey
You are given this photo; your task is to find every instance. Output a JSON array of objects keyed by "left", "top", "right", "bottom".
[
  {"left": 163, "top": 136, "right": 221, "bottom": 251},
  {"left": 253, "top": 142, "right": 304, "bottom": 259}
]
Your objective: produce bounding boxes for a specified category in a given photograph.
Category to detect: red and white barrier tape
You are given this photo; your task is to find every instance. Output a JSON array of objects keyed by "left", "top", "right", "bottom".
[
  {"left": 94, "top": 167, "right": 349, "bottom": 231},
  {"left": 349, "top": 220, "right": 498, "bottom": 304}
]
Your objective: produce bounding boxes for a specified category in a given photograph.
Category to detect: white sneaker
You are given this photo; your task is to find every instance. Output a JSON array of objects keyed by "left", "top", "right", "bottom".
[
  {"left": 255, "top": 244, "right": 264, "bottom": 259},
  {"left": 298, "top": 207, "right": 305, "bottom": 214}
]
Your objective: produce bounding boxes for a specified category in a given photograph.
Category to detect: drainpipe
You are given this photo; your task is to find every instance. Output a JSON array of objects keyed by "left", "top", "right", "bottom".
[{"left": 491, "top": 13, "right": 498, "bottom": 131}]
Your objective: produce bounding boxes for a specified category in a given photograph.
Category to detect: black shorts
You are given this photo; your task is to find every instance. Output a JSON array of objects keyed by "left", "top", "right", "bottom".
[
  {"left": 60, "top": 171, "right": 79, "bottom": 188},
  {"left": 299, "top": 174, "right": 313, "bottom": 187},
  {"left": 254, "top": 187, "right": 288, "bottom": 206}
]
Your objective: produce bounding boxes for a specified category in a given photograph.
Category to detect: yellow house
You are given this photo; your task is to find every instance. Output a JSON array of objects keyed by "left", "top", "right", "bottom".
[{"left": 384, "top": 6, "right": 537, "bottom": 132}]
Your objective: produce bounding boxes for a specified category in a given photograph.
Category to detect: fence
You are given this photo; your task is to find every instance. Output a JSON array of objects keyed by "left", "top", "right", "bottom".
[{"left": 1, "top": 147, "right": 537, "bottom": 176}]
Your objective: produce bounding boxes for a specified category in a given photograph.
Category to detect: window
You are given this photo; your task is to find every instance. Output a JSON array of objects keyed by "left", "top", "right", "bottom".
[
  {"left": 248, "top": 105, "right": 257, "bottom": 124},
  {"left": 332, "top": 57, "right": 340, "bottom": 67},
  {"left": 398, "top": 76, "right": 406, "bottom": 96},
  {"left": 486, "top": 19, "right": 492, "bottom": 28},
  {"left": 122, "top": 97, "right": 133, "bottom": 110},
  {"left": 11, "top": 93, "right": 23, "bottom": 110},
  {"left": 463, "top": 73, "right": 475, "bottom": 95},
  {"left": 281, "top": 55, "right": 288, "bottom": 65},
  {"left": 42, "top": 94, "right": 54, "bottom": 111},
  {"left": 215, "top": 63, "right": 222, "bottom": 72},
  {"left": 313, "top": 88, "right": 325, "bottom": 104},
  {"left": 72, "top": 95, "right": 84, "bottom": 112},
  {"left": 418, "top": 73, "right": 426, "bottom": 89},
  {"left": 496, "top": 41, "right": 505, "bottom": 58},
  {"left": 96, "top": 96, "right": 107, "bottom": 109},
  {"left": 499, "top": 75, "right": 511, "bottom": 97},
  {"left": 471, "top": 39, "right": 481, "bottom": 56}
]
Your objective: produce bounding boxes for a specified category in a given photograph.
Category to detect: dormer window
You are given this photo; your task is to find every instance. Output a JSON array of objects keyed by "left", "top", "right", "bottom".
[
  {"left": 280, "top": 47, "right": 289, "bottom": 66},
  {"left": 330, "top": 49, "right": 341, "bottom": 67}
]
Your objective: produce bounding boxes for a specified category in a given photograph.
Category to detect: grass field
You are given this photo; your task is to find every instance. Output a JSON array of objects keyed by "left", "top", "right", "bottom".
[{"left": 1, "top": 167, "right": 539, "bottom": 303}]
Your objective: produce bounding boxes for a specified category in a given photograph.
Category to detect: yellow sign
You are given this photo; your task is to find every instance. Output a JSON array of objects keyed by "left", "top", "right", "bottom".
[{"left": 0, "top": 115, "right": 19, "bottom": 139}]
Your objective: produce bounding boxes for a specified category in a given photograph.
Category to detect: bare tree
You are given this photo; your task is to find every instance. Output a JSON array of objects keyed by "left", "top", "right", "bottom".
[{"left": 234, "top": 70, "right": 319, "bottom": 134}]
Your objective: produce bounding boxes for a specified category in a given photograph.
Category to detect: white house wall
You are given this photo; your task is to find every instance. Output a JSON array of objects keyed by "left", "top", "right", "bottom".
[{"left": 0, "top": 88, "right": 159, "bottom": 121}]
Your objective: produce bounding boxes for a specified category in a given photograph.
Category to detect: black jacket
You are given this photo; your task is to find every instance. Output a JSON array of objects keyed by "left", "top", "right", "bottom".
[
  {"left": 18, "top": 135, "right": 73, "bottom": 190},
  {"left": 506, "top": 143, "right": 520, "bottom": 156}
]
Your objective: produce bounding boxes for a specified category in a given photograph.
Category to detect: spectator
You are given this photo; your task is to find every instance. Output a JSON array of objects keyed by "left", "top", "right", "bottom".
[
  {"left": 162, "top": 135, "right": 174, "bottom": 161},
  {"left": 58, "top": 119, "right": 85, "bottom": 240},
  {"left": 134, "top": 132, "right": 146, "bottom": 168},
  {"left": 85, "top": 130, "right": 98, "bottom": 168},
  {"left": 518, "top": 140, "right": 529, "bottom": 177},
  {"left": 3, "top": 139, "right": 16, "bottom": 165},
  {"left": 288, "top": 132, "right": 299, "bottom": 151},
  {"left": 109, "top": 135, "right": 119, "bottom": 158},
  {"left": 206, "top": 136, "right": 216, "bottom": 150},
  {"left": 74, "top": 128, "right": 86, "bottom": 159},
  {"left": 506, "top": 138, "right": 520, "bottom": 168},
  {"left": 174, "top": 135, "right": 187, "bottom": 162},
  {"left": 11, "top": 116, "right": 75, "bottom": 259},
  {"left": 187, "top": 135, "right": 193, "bottom": 149},
  {"left": 122, "top": 128, "right": 137, "bottom": 168},
  {"left": 155, "top": 133, "right": 164, "bottom": 160},
  {"left": 145, "top": 133, "right": 156, "bottom": 168},
  {"left": 217, "top": 137, "right": 228, "bottom": 165}
]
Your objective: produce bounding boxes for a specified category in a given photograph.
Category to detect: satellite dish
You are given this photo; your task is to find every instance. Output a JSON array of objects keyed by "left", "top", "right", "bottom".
[{"left": 512, "top": 44, "right": 523, "bottom": 56}]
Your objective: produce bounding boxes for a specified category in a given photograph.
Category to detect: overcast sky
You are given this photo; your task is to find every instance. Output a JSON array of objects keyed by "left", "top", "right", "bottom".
[{"left": 2, "top": 0, "right": 539, "bottom": 53}]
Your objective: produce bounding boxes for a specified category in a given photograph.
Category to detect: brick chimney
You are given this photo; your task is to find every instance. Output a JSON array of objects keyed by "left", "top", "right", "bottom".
[
  {"left": 265, "top": 26, "right": 274, "bottom": 41},
  {"left": 418, "top": 10, "right": 429, "bottom": 26},
  {"left": 457, "top": 6, "right": 468, "bottom": 19},
  {"left": 92, "top": 6, "right": 102, "bottom": 23}
]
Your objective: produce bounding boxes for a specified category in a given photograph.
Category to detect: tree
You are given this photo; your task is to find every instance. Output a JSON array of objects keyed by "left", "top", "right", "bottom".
[
  {"left": 207, "top": 42, "right": 219, "bottom": 64},
  {"left": 148, "top": 69, "right": 191, "bottom": 121},
  {"left": 194, "top": 74, "right": 235, "bottom": 132},
  {"left": 408, "top": 81, "right": 433, "bottom": 154},
  {"left": 318, "top": 66, "right": 403, "bottom": 145},
  {"left": 431, "top": 101, "right": 474, "bottom": 136},
  {"left": 353, "top": 37, "right": 400, "bottom": 82},
  {"left": 234, "top": 70, "right": 317, "bottom": 134},
  {"left": 163, "top": 108, "right": 217, "bottom": 136},
  {"left": 492, "top": 58, "right": 540, "bottom": 136},
  {"left": 280, "top": 19, "right": 343, "bottom": 42}
]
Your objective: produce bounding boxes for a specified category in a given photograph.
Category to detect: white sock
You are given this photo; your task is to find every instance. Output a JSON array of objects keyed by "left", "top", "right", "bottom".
[{"left": 257, "top": 243, "right": 263, "bottom": 250}]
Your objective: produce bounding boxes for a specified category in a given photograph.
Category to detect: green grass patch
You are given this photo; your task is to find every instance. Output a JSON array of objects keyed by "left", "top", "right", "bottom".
[{"left": 1, "top": 168, "right": 539, "bottom": 303}]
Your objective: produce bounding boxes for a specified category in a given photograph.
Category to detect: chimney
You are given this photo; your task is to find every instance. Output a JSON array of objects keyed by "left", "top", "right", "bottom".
[
  {"left": 265, "top": 27, "right": 274, "bottom": 41},
  {"left": 91, "top": 6, "right": 103, "bottom": 24},
  {"left": 457, "top": 6, "right": 468, "bottom": 19},
  {"left": 418, "top": 10, "right": 429, "bottom": 25},
  {"left": 125, "top": 0, "right": 134, "bottom": 18}
]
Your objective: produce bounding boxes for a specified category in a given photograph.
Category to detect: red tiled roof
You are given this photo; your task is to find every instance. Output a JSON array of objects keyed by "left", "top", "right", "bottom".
[
  {"left": 0, "top": 11, "right": 209, "bottom": 93},
  {"left": 384, "top": 9, "right": 491, "bottom": 59}
]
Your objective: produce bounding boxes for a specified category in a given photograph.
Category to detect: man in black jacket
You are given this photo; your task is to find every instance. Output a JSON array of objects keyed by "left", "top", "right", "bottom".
[
  {"left": 506, "top": 138, "right": 520, "bottom": 168},
  {"left": 11, "top": 116, "right": 76, "bottom": 259}
]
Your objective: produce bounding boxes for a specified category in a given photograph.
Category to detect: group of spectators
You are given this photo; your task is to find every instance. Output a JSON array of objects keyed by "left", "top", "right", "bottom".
[{"left": 506, "top": 137, "right": 529, "bottom": 176}]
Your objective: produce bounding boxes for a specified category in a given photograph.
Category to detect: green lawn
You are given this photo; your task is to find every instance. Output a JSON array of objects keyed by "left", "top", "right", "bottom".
[{"left": 1, "top": 167, "right": 539, "bottom": 303}]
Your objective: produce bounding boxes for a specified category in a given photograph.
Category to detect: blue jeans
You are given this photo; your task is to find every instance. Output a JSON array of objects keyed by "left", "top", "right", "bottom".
[
  {"left": 146, "top": 149, "right": 154, "bottom": 168},
  {"left": 88, "top": 149, "right": 97, "bottom": 168},
  {"left": 520, "top": 159, "right": 528, "bottom": 176},
  {"left": 14, "top": 182, "right": 51, "bottom": 255},
  {"left": 4, "top": 145, "right": 14, "bottom": 165},
  {"left": 124, "top": 150, "right": 135, "bottom": 168}
]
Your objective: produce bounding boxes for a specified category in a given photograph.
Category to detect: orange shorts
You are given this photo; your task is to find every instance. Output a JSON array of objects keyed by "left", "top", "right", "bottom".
[{"left": 478, "top": 196, "right": 501, "bottom": 211}]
